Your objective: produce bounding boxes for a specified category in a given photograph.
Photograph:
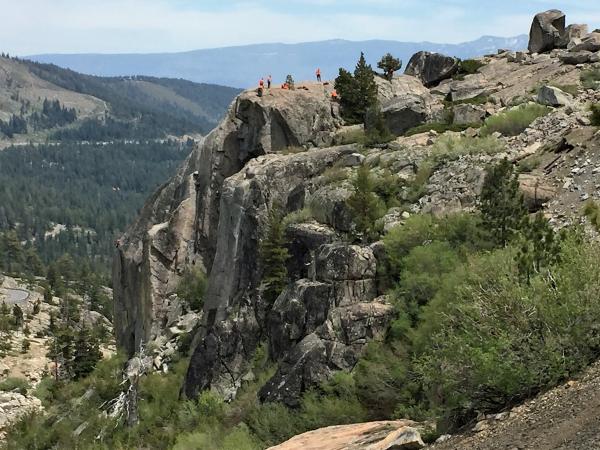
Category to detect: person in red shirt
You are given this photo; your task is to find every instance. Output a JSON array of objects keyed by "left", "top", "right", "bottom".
[{"left": 316, "top": 68, "right": 322, "bottom": 82}]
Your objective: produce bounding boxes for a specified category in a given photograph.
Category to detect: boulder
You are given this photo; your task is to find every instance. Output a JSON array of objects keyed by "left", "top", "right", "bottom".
[
  {"left": 537, "top": 85, "right": 572, "bottom": 106},
  {"left": 559, "top": 50, "right": 593, "bottom": 65},
  {"left": 453, "top": 104, "right": 487, "bottom": 125},
  {"left": 528, "top": 10, "right": 566, "bottom": 53},
  {"left": 404, "top": 51, "right": 459, "bottom": 87},
  {"left": 308, "top": 185, "right": 354, "bottom": 233},
  {"left": 570, "top": 32, "right": 600, "bottom": 52},
  {"left": 559, "top": 24, "right": 589, "bottom": 47},
  {"left": 316, "top": 244, "right": 377, "bottom": 282},
  {"left": 376, "top": 75, "right": 443, "bottom": 135},
  {"left": 266, "top": 421, "right": 424, "bottom": 450},
  {"left": 519, "top": 174, "right": 557, "bottom": 211}
]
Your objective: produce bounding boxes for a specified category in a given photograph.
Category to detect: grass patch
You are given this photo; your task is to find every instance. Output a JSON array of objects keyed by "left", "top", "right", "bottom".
[
  {"left": 282, "top": 208, "right": 314, "bottom": 226},
  {"left": 480, "top": 104, "right": 551, "bottom": 137},
  {"left": 550, "top": 84, "right": 579, "bottom": 96},
  {"left": 429, "top": 135, "right": 505, "bottom": 162},
  {"left": 517, "top": 155, "right": 542, "bottom": 173},
  {"left": 321, "top": 165, "right": 350, "bottom": 184},
  {"left": 281, "top": 146, "right": 306, "bottom": 155},
  {"left": 0, "top": 377, "right": 30, "bottom": 395},
  {"left": 581, "top": 68, "right": 600, "bottom": 90},
  {"left": 404, "top": 122, "right": 479, "bottom": 137},
  {"left": 336, "top": 128, "right": 365, "bottom": 145}
]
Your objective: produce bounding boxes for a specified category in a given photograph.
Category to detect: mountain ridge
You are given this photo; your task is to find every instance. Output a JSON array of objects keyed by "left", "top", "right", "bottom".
[{"left": 27, "top": 35, "right": 528, "bottom": 88}]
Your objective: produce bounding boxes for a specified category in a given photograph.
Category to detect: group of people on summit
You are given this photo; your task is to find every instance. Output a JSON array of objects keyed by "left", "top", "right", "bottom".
[{"left": 257, "top": 68, "right": 337, "bottom": 99}]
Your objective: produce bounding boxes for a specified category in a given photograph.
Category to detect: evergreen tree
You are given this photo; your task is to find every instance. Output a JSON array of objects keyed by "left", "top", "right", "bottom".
[
  {"left": 479, "top": 159, "right": 527, "bottom": 246},
  {"left": 73, "top": 325, "right": 102, "bottom": 379},
  {"left": 347, "top": 165, "right": 384, "bottom": 241},
  {"left": 260, "top": 206, "right": 290, "bottom": 305},
  {"left": 377, "top": 53, "right": 402, "bottom": 80},
  {"left": 335, "top": 53, "right": 378, "bottom": 124},
  {"left": 516, "top": 212, "right": 562, "bottom": 283},
  {"left": 24, "top": 247, "right": 44, "bottom": 276},
  {"left": 12, "top": 304, "right": 23, "bottom": 328}
]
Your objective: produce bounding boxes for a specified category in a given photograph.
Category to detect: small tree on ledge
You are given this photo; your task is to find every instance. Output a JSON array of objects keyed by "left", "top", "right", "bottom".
[{"left": 377, "top": 53, "right": 402, "bottom": 80}]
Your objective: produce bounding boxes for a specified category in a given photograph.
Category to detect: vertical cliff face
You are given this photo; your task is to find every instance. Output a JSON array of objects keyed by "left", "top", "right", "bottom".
[{"left": 113, "top": 85, "right": 342, "bottom": 356}]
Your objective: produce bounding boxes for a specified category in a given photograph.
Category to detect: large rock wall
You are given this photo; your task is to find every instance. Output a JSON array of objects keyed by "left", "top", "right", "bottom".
[{"left": 113, "top": 86, "right": 342, "bottom": 356}]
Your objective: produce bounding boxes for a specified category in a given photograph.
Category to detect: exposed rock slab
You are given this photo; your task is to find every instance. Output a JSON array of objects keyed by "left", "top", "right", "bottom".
[
  {"left": 267, "top": 421, "right": 424, "bottom": 450},
  {"left": 404, "top": 51, "right": 459, "bottom": 87}
]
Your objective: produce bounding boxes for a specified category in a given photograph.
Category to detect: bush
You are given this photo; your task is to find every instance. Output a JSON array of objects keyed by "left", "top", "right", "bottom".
[
  {"left": 404, "top": 122, "right": 476, "bottom": 137},
  {"left": 429, "top": 135, "right": 505, "bottom": 162},
  {"left": 0, "top": 377, "right": 30, "bottom": 394},
  {"left": 480, "top": 104, "right": 550, "bottom": 137},
  {"left": 581, "top": 68, "right": 600, "bottom": 90},
  {"left": 176, "top": 266, "right": 207, "bottom": 312},
  {"left": 414, "top": 235, "right": 600, "bottom": 428},
  {"left": 583, "top": 200, "right": 600, "bottom": 231},
  {"left": 347, "top": 165, "right": 386, "bottom": 240},
  {"left": 590, "top": 104, "right": 600, "bottom": 126},
  {"left": 458, "top": 59, "right": 486, "bottom": 75}
]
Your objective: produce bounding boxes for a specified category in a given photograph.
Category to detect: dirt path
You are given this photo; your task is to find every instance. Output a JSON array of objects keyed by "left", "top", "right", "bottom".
[{"left": 430, "top": 361, "right": 600, "bottom": 450}]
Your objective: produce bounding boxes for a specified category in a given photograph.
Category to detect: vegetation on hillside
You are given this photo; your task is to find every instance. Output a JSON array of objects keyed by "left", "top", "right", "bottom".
[{"left": 0, "top": 140, "right": 189, "bottom": 275}]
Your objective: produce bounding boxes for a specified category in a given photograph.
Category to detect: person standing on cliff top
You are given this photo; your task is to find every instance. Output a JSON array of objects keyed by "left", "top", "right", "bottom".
[
  {"left": 316, "top": 68, "right": 321, "bottom": 82},
  {"left": 267, "top": 75, "right": 272, "bottom": 89}
]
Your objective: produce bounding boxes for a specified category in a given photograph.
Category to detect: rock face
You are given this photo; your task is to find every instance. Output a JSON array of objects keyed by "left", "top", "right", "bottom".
[
  {"left": 528, "top": 10, "right": 566, "bottom": 53},
  {"left": 570, "top": 32, "right": 600, "bottom": 53},
  {"left": 404, "top": 51, "right": 459, "bottom": 87},
  {"left": 376, "top": 75, "right": 443, "bottom": 134},
  {"left": 0, "top": 392, "right": 43, "bottom": 440},
  {"left": 113, "top": 86, "right": 343, "bottom": 356},
  {"left": 267, "top": 421, "right": 425, "bottom": 450}
]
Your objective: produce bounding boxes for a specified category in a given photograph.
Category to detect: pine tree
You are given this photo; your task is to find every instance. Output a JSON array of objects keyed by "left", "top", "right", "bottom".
[
  {"left": 479, "top": 159, "right": 527, "bottom": 246},
  {"left": 73, "top": 325, "right": 102, "bottom": 379},
  {"left": 516, "top": 212, "right": 561, "bottom": 283},
  {"left": 260, "top": 206, "right": 290, "bottom": 305},
  {"left": 377, "top": 53, "right": 402, "bottom": 80},
  {"left": 347, "top": 165, "right": 384, "bottom": 241},
  {"left": 335, "top": 53, "right": 378, "bottom": 124},
  {"left": 12, "top": 304, "right": 23, "bottom": 328}
]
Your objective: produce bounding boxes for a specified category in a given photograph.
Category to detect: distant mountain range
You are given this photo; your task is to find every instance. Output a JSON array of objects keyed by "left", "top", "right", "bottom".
[{"left": 28, "top": 35, "right": 529, "bottom": 88}]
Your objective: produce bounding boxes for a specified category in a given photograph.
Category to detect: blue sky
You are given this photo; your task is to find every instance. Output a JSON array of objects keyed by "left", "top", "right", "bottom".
[{"left": 3, "top": 0, "right": 599, "bottom": 55}]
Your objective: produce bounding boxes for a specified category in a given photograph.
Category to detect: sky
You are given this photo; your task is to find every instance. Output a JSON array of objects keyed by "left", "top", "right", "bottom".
[{"left": 2, "top": 0, "right": 600, "bottom": 55}]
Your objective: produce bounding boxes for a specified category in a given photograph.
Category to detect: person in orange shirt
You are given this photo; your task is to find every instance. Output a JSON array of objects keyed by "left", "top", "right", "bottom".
[
  {"left": 316, "top": 68, "right": 322, "bottom": 82},
  {"left": 331, "top": 89, "right": 338, "bottom": 100}
]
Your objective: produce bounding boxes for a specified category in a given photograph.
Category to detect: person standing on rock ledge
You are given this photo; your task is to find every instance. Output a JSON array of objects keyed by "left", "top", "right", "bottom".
[
  {"left": 267, "top": 75, "right": 272, "bottom": 89},
  {"left": 258, "top": 78, "right": 264, "bottom": 97},
  {"left": 316, "top": 68, "right": 322, "bottom": 82}
]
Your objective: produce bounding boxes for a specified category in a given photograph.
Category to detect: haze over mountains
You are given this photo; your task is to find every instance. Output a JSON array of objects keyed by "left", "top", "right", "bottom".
[{"left": 29, "top": 35, "right": 529, "bottom": 88}]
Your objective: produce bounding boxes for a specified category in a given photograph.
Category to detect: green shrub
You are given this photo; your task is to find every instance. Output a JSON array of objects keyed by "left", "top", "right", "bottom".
[
  {"left": 321, "top": 165, "right": 349, "bottom": 184},
  {"left": 404, "top": 122, "right": 477, "bottom": 137},
  {"left": 458, "top": 59, "right": 486, "bottom": 75},
  {"left": 581, "top": 68, "right": 600, "bottom": 90},
  {"left": 336, "top": 127, "right": 365, "bottom": 145},
  {"left": 176, "top": 266, "right": 207, "bottom": 311},
  {"left": 404, "top": 160, "right": 434, "bottom": 203},
  {"left": 414, "top": 235, "right": 600, "bottom": 428},
  {"left": 282, "top": 207, "right": 314, "bottom": 226},
  {"left": 549, "top": 84, "right": 579, "bottom": 96},
  {"left": 590, "top": 104, "right": 600, "bottom": 126},
  {"left": 347, "top": 164, "right": 386, "bottom": 240},
  {"left": 583, "top": 200, "right": 600, "bottom": 231},
  {"left": 480, "top": 104, "right": 550, "bottom": 137},
  {"left": 0, "top": 377, "right": 30, "bottom": 394},
  {"left": 429, "top": 135, "right": 505, "bottom": 162},
  {"left": 517, "top": 155, "right": 542, "bottom": 173}
]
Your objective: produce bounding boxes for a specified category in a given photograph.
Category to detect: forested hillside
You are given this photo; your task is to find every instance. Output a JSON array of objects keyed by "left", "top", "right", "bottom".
[
  {"left": 0, "top": 54, "right": 241, "bottom": 143},
  {"left": 0, "top": 140, "right": 191, "bottom": 277}
]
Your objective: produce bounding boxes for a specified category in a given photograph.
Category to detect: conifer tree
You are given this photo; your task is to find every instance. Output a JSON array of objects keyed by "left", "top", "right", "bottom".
[
  {"left": 73, "top": 325, "right": 102, "bottom": 379},
  {"left": 377, "top": 53, "right": 402, "bottom": 80},
  {"left": 347, "top": 165, "right": 384, "bottom": 241},
  {"left": 335, "top": 52, "right": 378, "bottom": 124},
  {"left": 260, "top": 206, "right": 290, "bottom": 305},
  {"left": 479, "top": 159, "right": 527, "bottom": 246},
  {"left": 12, "top": 304, "right": 23, "bottom": 328}
]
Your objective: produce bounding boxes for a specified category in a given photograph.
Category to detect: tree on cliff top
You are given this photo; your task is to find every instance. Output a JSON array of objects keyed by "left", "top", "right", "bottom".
[
  {"left": 378, "top": 53, "right": 402, "bottom": 80},
  {"left": 335, "top": 52, "right": 378, "bottom": 124}
]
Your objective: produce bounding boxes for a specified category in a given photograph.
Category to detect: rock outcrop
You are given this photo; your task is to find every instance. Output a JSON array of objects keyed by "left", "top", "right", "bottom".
[
  {"left": 268, "top": 421, "right": 425, "bottom": 450},
  {"left": 404, "top": 51, "right": 459, "bottom": 87},
  {"left": 528, "top": 10, "right": 566, "bottom": 53},
  {"left": 0, "top": 392, "right": 42, "bottom": 441},
  {"left": 114, "top": 85, "right": 342, "bottom": 355}
]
